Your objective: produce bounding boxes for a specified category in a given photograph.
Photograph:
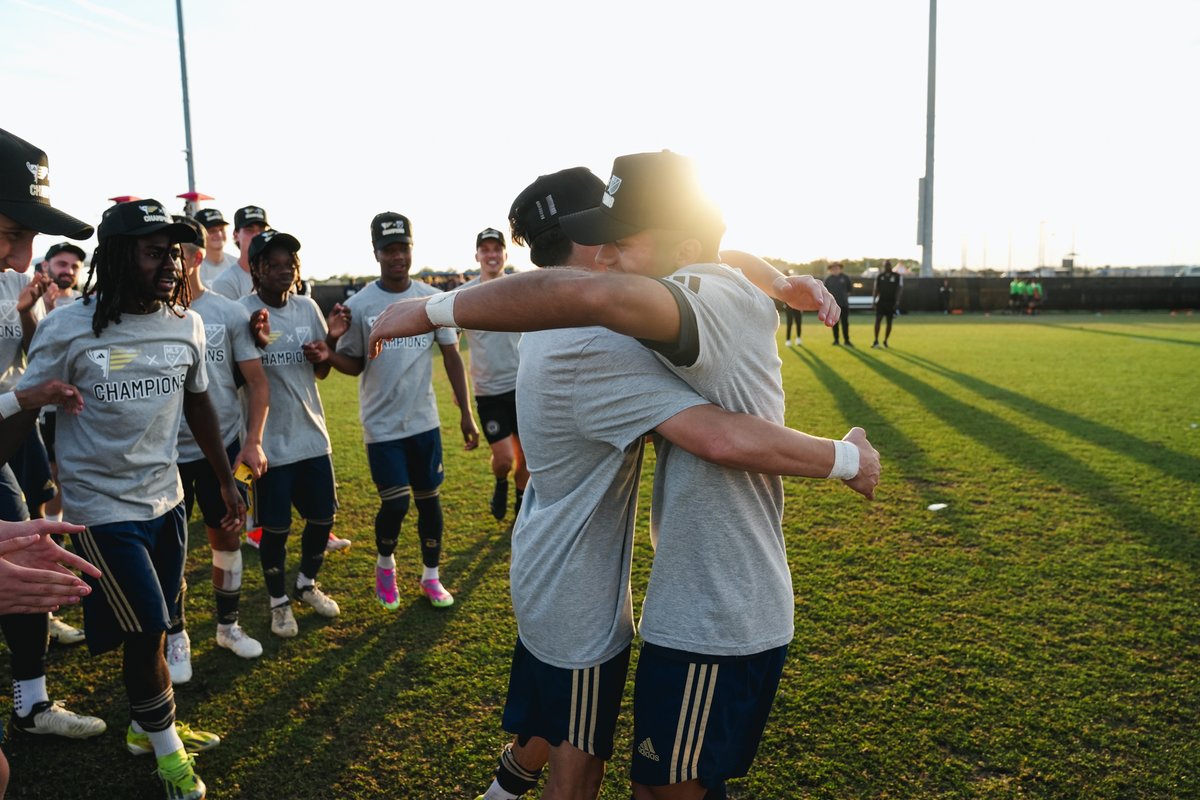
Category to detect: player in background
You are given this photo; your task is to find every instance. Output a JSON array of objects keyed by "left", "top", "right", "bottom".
[
  {"left": 307, "top": 212, "right": 478, "bottom": 610},
  {"left": 193, "top": 208, "right": 238, "bottom": 288},
  {"left": 240, "top": 230, "right": 344, "bottom": 638},
  {"left": 163, "top": 215, "right": 269, "bottom": 684},
  {"left": 210, "top": 205, "right": 268, "bottom": 301},
  {"left": 458, "top": 228, "right": 526, "bottom": 520},
  {"left": 872, "top": 259, "right": 902, "bottom": 348}
]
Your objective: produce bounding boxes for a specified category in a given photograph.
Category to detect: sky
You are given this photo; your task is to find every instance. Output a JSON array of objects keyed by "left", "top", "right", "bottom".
[{"left": 4, "top": 0, "right": 1199, "bottom": 279}]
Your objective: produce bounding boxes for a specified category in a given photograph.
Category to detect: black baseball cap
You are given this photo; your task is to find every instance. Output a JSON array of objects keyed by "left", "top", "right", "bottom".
[
  {"left": 171, "top": 215, "right": 206, "bottom": 247},
  {"left": 234, "top": 205, "right": 268, "bottom": 230},
  {"left": 371, "top": 212, "right": 413, "bottom": 250},
  {"left": 194, "top": 208, "right": 228, "bottom": 228},
  {"left": 248, "top": 229, "right": 301, "bottom": 262},
  {"left": 44, "top": 242, "right": 87, "bottom": 262},
  {"left": 476, "top": 228, "right": 506, "bottom": 249},
  {"left": 559, "top": 150, "right": 724, "bottom": 246},
  {"left": 97, "top": 199, "right": 198, "bottom": 243},
  {"left": 0, "top": 128, "right": 93, "bottom": 239},
  {"left": 508, "top": 167, "right": 606, "bottom": 245}
]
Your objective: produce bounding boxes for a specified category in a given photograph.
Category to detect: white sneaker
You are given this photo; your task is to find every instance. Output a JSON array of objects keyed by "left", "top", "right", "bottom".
[
  {"left": 297, "top": 583, "right": 340, "bottom": 618},
  {"left": 11, "top": 700, "right": 106, "bottom": 739},
  {"left": 48, "top": 614, "right": 85, "bottom": 645},
  {"left": 216, "top": 623, "right": 263, "bottom": 659},
  {"left": 270, "top": 602, "right": 298, "bottom": 638},
  {"left": 166, "top": 631, "right": 192, "bottom": 685},
  {"left": 325, "top": 533, "right": 352, "bottom": 552}
]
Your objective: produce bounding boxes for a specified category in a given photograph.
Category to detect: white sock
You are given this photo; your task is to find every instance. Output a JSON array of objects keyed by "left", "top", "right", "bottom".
[
  {"left": 270, "top": 594, "right": 290, "bottom": 609},
  {"left": 483, "top": 781, "right": 520, "bottom": 800},
  {"left": 14, "top": 676, "right": 49, "bottom": 717},
  {"left": 133, "top": 721, "right": 186, "bottom": 757},
  {"left": 377, "top": 554, "right": 396, "bottom": 570},
  {"left": 422, "top": 566, "right": 439, "bottom": 582},
  {"left": 45, "top": 511, "right": 62, "bottom": 522},
  {"left": 296, "top": 573, "right": 315, "bottom": 590},
  {"left": 167, "top": 630, "right": 187, "bottom": 646}
]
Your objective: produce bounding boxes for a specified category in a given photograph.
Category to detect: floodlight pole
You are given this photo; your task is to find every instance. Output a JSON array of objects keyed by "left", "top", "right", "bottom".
[
  {"left": 175, "top": 0, "right": 197, "bottom": 216},
  {"left": 919, "top": 0, "right": 937, "bottom": 278}
]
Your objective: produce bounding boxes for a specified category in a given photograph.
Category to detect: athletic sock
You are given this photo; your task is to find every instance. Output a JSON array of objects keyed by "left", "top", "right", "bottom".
[
  {"left": 483, "top": 781, "right": 521, "bottom": 800},
  {"left": 270, "top": 594, "right": 290, "bottom": 609},
  {"left": 13, "top": 676, "right": 49, "bottom": 717},
  {"left": 377, "top": 554, "right": 396, "bottom": 570},
  {"left": 489, "top": 742, "right": 541, "bottom": 797},
  {"left": 133, "top": 720, "right": 186, "bottom": 757},
  {"left": 422, "top": 566, "right": 439, "bottom": 583},
  {"left": 296, "top": 572, "right": 315, "bottom": 590}
]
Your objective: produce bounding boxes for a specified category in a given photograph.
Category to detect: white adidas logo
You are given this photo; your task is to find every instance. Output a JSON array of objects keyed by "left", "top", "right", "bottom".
[{"left": 637, "top": 737, "right": 660, "bottom": 762}]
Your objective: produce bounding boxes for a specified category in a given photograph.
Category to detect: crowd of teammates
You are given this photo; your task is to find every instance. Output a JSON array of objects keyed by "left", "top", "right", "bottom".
[
  {"left": 0, "top": 127, "right": 884, "bottom": 800},
  {"left": 1009, "top": 275, "right": 1045, "bottom": 314}
]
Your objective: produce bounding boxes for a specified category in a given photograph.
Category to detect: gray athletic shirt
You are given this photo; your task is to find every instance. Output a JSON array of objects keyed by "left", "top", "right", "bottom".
[
  {"left": 17, "top": 302, "right": 207, "bottom": 527},
  {"left": 0, "top": 270, "right": 37, "bottom": 392},
  {"left": 457, "top": 277, "right": 520, "bottom": 397},
  {"left": 640, "top": 262, "right": 794, "bottom": 656},
  {"left": 211, "top": 263, "right": 254, "bottom": 300},
  {"left": 239, "top": 294, "right": 331, "bottom": 467},
  {"left": 177, "top": 291, "right": 260, "bottom": 462},
  {"left": 336, "top": 280, "right": 457, "bottom": 444},
  {"left": 511, "top": 327, "right": 708, "bottom": 670},
  {"left": 199, "top": 250, "right": 239, "bottom": 289}
]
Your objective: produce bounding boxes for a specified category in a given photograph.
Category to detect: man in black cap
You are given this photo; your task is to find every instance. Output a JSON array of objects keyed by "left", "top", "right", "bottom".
[
  {"left": 0, "top": 129, "right": 110, "bottom": 762},
  {"left": 210, "top": 205, "right": 268, "bottom": 300},
  {"left": 39, "top": 242, "right": 85, "bottom": 311},
  {"left": 193, "top": 208, "right": 239, "bottom": 288}
]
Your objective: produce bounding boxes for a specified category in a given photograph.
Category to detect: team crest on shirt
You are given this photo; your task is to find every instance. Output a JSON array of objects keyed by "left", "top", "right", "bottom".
[
  {"left": 163, "top": 344, "right": 188, "bottom": 367},
  {"left": 295, "top": 326, "right": 312, "bottom": 344},
  {"left": 0, "top": 301, "right": 16, "bottom": 321},
  {"left": 204, "top": 324, "right": 226, "bottom": 348},
  {"left": 86, "top": 346, "right": 138, "bottom": 379}
]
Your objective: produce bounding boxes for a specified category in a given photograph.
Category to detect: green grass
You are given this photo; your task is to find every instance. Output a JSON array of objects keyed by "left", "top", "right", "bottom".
[{"left": 5, "top": 311, "right": 1198, "bottom": 799}]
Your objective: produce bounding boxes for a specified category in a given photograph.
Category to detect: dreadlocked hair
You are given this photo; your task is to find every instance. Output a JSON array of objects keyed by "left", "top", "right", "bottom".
[
  {"left": 80, "top": 235, "right": 191, "bottom": 336},
  {"left": 250, "top": 248, "right": 304, "bottom": 295}
]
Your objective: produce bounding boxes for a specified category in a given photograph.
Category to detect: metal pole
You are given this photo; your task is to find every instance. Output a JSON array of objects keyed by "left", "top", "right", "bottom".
[
  {"left": 176, "top": 0, "right": 197, "bottom": 216},
  {"left": 920, "top": 0, "right": 937, "bottom": 278}
]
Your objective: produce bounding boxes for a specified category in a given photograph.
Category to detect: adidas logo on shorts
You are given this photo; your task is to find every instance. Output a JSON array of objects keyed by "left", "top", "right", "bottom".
[{"left": 637, "top": 737, "right": 660, "bottom": 762}]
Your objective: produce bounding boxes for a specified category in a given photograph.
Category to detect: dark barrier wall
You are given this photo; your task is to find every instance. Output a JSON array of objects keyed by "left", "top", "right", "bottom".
[
  {"left": 848, "top": 277, "right": 1200, "bottom": 313},
  {"left": 313, "top": 277, "right": 1200, "bottom": 316}
]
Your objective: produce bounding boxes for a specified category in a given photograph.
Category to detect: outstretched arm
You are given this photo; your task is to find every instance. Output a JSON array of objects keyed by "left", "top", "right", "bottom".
[
  {"left": 719, "top": 250, "right": 839, "bottom": 327},
  {"left": 655, "top": 406, "right": 880, "bottom": 499},
  {"left": 437, "top": 342, "right": 480, "bottom": 451}
]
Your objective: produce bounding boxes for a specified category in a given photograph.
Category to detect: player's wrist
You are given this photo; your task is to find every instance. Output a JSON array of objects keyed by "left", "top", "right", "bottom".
[
  {"left": 425, "top": 291, "right": 458, "bottom": 328},
  {"left": 0, "top": 391, "right": 21, "bottom": 419},
  {"left": 828, "top": 440, "right": 860, "bottom": 481}
]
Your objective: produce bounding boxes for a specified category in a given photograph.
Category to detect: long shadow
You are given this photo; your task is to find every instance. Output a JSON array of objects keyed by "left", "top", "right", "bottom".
[
  {"left": 888, "top": 350, "right": 1200, "bottom": 485},
  {"left": 841, "top": 347, "right": 1197, "bottom": 564},
  {"left": 787, "top": 346, "right": 948, "bottom": 501},
  {"left": 1033, "top": 321, "right": 1200, "bottom": 348}
]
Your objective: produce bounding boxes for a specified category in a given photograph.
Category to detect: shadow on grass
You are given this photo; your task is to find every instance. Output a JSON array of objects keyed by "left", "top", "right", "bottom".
[
  {"left": 841, "top": 347, "right": 1197, "bottom": 564},
  {"left": 1033, "top": 321, "right": 1200, "bottom": 348},
  {"left": 888, "top": 349, "right": 1200, "bottom": 485}
]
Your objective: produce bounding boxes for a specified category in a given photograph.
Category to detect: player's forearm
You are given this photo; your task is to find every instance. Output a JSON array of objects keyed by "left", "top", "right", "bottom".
[
  {"left": 324, "top": 349, "right": 364, "bottom": 376},
  {"left": 240, "top": 364, "right": 270, "bottom": 448},
  {"left": 439, "top": 347, "right": 474, "bottom": 410},
  {"left": 720, "top": 250, "right": 784, "bottom": 299},
  {"left": 312, "top": 361, "right": 332, "bottom": 380},
  {"left": 658, "top": 405, "right": 835, "bottom": 477}
]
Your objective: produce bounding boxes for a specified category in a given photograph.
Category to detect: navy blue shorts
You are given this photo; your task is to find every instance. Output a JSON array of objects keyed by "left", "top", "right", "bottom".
[
  {"left": 0, "top": 463, "right": 28, "bottom": 522},
  {"left": 366, "top": 430, "right": 444, "bottom": 497},
  {"left": 475, "top": 390, "right": 518, "bottom": 444},
  {"left": 39, "top": 410, "right": 58, "bottom": 461},
  {"left": 71, "top": 504, "right": 188, "bottom": 655},
  {"left": 255, "top": 454, "right": 338, "bottom": 529},
  {"left": 9, "top": 424, "right": 55, "bottom": 512},
  {"left": 630, "top": 643, "right": 788, "bottom": 795},
  {"left": 178, "top": 439, "right": 240, "bottom": 528},
  {"left": 501, "top": 638, "right": 631, "bottom": 761}
]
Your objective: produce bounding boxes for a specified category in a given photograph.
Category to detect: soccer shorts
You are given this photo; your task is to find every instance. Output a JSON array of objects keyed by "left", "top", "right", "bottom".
[
  {"left": 255, "top": 454, "right": 339, "bottom": 529},
  {"left": 9, "top": 425, "right": 55, "bottom": 511},
  {"left": 630, "top": 642, "right": 788, "bottom": 795},
  {"left": 0, "top": 463, "right": 28, "bottom": 522},
  {"left": 71, "top": 504, "right": 188, "bottom": 655},
  {"left": 475, "top": 390, "right": 519, "bottom": 445},
  {"left": 501, "top": 637, "right": 631, "bottom": 761},
  {"left": 178, "top": 439, "right": 240, "bottom": 528},
  {"left": 365, "top": 429, "right": 444, "bottom": 497}
]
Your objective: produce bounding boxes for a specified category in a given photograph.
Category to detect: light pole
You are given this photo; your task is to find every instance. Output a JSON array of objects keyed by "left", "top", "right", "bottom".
[
  {"left": 918, "top": 0, "right": 936, "bottom": 278},
  {"left": 175, "top": 0, "right": 197, "bottom": 216}
]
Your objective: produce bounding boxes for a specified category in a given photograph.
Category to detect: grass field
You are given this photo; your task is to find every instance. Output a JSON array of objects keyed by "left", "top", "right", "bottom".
[{"left": 5, "top": 311, "right": 1198, "bottom": 799}]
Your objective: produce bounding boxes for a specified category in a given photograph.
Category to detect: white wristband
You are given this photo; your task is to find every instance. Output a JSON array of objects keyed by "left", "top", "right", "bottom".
[
  {"left": 0, "top": 391, "right": 21, "bottom": 420},
  {"left": 829, "top": 439, "right": 860, "bottom": 481},
  {"left": 425, "top": 291, "right": 459, "bottom": 328}
]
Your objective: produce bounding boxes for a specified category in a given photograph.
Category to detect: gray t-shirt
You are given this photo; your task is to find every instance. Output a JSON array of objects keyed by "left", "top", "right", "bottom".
[
  {"left": 177, "top": 291, "right": 260, "bottom": 462},
  {"left": 18, "top": 301, "right": 207, "bottom": 526},
  {"left": 640, "top": 262, "right": 793, "bottom": 656},
  {"left": 211, "top": 263, "right": 254, "bottom": 300},
  {"left": 0, "top": 270, "right": 40, "bottom": 392},
  {"left": 458, "top": 277, "right": 520, "bottom": 397},
  {"left": 336, "top": 280, "right": 457, "bottom": 444},
  {"left": 239, "top": 294, "right": 331, "bottom": 467},
  {"left": 200, "top": 250, "right": 239, "bottom": 289},
  {"left": 511, "top": 327, "right": 708, "bottom": 670}
]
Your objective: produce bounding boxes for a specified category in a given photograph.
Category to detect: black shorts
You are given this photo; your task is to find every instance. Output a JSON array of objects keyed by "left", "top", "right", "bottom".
[
  {"left": 8, "top": 424, "right": 55, "bottom": 511},
  {"left": 178, "top": 439, "right": 240, "bottom": 528},
  {"left": 875, "top": 303, "right": 896, "bottom": 319},
  {"left": 40, "top": 410, "right": 57, "bottom": 461},
  {"left": 630, "top": 642, "right": 788, "bottom": 795},
  {"left": 475, "top": 390, "right": 519, "bottom": 445},
  {"left": 501, "top": 638, "right": 631, "bottom": 761}
]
